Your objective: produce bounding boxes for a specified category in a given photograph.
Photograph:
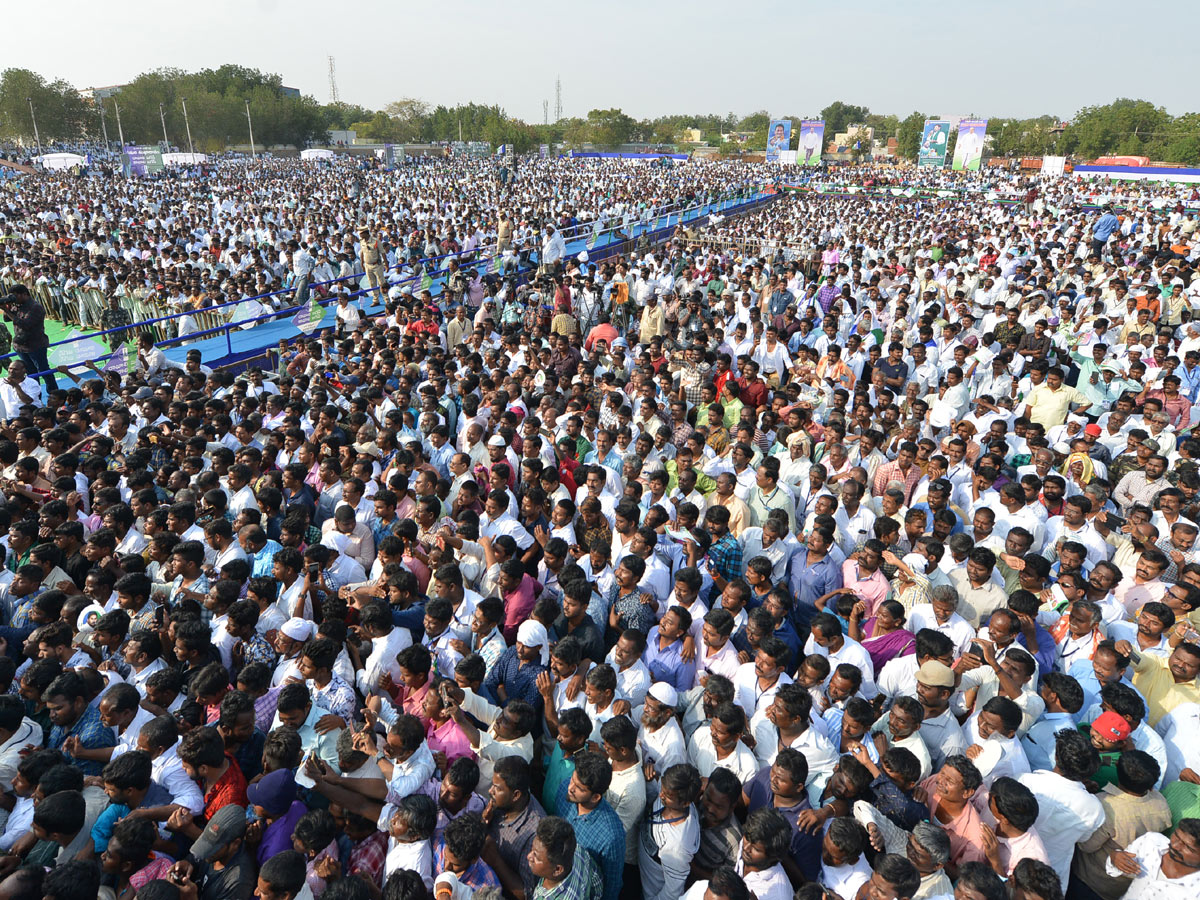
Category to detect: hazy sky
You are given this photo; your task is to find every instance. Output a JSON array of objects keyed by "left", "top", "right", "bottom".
[{"left": 10, "top": 0, "right": 1198, "bottom": 123}]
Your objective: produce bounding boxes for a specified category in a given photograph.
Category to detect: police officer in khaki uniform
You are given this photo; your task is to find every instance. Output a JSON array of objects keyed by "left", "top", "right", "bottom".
[
  {"left": 496, "top": 212, "right": 513, "bottom": 253},
  {"left": 358, "top": 225, "right": 387, "bottom": 302}
]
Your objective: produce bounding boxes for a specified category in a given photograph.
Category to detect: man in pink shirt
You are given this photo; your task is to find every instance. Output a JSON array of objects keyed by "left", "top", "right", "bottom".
[
  {"left": 842, "top": 541, "right": 890, "bottom": 616},
  {"left": 499, "top": 558, "right": 541, "bottom": 644}
]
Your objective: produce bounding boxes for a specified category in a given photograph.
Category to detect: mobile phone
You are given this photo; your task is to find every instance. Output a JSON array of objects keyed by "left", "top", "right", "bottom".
[
  {"left": 1105, "top": 513, "right": 1127, "bottom": 530},
  {"left": 439, "top": 681, "right": 452, "bottom": 705},
  {"left": 969, "top": 641, "right": 986, "bottom": 658}
]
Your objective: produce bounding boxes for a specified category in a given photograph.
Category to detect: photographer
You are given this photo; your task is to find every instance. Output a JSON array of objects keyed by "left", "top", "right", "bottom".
[{"left": 0, "top": 286, "right": 55, "bottom": 390}]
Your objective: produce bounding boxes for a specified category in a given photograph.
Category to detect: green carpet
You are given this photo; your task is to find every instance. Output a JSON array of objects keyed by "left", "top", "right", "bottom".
[
  {"left": 0, "top": 318, "right": 112, "bottom": 369},
  {"left": 0, "top": 317, "right": 90, "bottom": 344}
]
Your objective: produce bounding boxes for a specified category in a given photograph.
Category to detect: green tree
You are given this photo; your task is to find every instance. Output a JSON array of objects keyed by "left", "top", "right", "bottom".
[
  {"left": 0, "top": 68, "right": 91, "bottom": 142},
  {"left": 897, "top": 112, "right": 925, "bottom": 160},
  {"left": 1060, "top": 98, "right": 1170, "bottom": 160},
  {"left": 820, "top": 101, "right": 870, "bottom": 138},
  {"left": 864, "top": 113, "right": 899, "bottom": 141},
  {"left": 585, "top": 108, "right": 634, "bottom": 149},
  {"left": 322, "top": 102, "right": 374, "bottom": 132}
]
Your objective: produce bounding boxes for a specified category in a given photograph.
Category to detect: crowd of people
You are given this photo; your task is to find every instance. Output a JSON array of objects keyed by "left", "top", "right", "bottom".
[
  {"left": 0, "top": 152, "right": 1195, "bottom": 900},
  {"left": 0, "top": 154, "right": 765, "bottom": 341}
]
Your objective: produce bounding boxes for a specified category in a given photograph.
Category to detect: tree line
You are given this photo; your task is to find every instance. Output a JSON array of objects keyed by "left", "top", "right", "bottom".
[{"left": 2, "top": 65, "right": 1199, "bottom": 165}]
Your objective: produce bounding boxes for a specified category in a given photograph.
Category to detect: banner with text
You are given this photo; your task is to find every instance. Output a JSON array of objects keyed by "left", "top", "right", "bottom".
[
  {"left": 797, "top": 120, "right": 825, "bottom": 166},
  {"left": 918, "top": 120, "right": 951, "bottom": 168},
  {"left": 122, "top": 145, "right": 164, "bottom": 177},
  {"left": 765, "top": 119, "right": 792, "bottom": 163},
  {"left": 952, "top": 119, "right": 988, "bottom": 171}
]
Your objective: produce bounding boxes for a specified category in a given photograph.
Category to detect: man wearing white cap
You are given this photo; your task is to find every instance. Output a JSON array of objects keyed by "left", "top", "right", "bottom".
[
  {"left": 272, "top": 617, "right": 313, "bottom": 687},
  {"left": 638, "top": 682, "right": 687, "bottom": 787},
  {"left": 483, "top": 621, "right": 551, "bottom": 713}
]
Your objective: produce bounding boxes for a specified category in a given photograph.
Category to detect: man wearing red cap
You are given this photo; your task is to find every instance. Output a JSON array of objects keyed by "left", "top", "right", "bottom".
[
  {"left": 1082, "top": 423, "right": 1113, "bottom": 467},
  {"left": 1084, "top": 710, "right": 1133, "bottom": 788}
]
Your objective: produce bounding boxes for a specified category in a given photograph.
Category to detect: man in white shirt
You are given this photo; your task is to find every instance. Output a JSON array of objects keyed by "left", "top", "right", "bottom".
[
  {"left": 351, "top": 601, "right": 411, "bottom": 696},
  {"left": 1106, "top": 822, "right": 1200, "bottom": 900},
  {"left": 0, "top": 361, "right": 43, "bottom": 419},
  {"left": 1018, "top": 728, "right": 1106, "bottom": 890},
  {"left": 804, "top": 613, "right": 878, "bottom": 699}
]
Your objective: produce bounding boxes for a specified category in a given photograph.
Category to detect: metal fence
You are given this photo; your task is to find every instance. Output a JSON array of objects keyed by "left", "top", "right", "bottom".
[
  {"left": 1, "top": 182, "right": 770, "bottom": 344},
  {"left": 0, "top": 183, "right": 775, "bottom": 376}
]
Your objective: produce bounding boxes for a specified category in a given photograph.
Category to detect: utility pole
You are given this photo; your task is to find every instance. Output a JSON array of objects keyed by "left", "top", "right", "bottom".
[
  {"left": 114, "top": 101, "right": 126, "bottom": 149},
  {"left": 158, "top": 103, "right": 170, "bottom": 148},
  {"left": 543, "top": 100, "right": 549, "bottom": 126},
  {"left": 98, "top": 103, "right": 110, "bottom": 153},
  {"left": 26, "top": 97, "right": 42, "bottom": 159},
  {"left": 245, "top": 99, "right": 256, "bottom": 159},
  {"left": 180, "top": 98, "right": 194, "bottom": 156}
]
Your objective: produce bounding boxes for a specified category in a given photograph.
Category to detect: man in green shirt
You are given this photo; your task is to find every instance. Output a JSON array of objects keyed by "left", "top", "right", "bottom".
[{"left": 542, "top": 707, "right": 590, "bottom": 815}]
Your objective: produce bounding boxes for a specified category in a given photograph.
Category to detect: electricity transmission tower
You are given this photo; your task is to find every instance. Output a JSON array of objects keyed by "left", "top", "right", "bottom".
[
  {"left": 554, "top": 77, "right": 562, "bottom": 122},
  {"left": 543, "top": 100, "right": 549, "bottom": 125},
  {"left": 328, "top": 56, "right": 340, "bottom": 104}
]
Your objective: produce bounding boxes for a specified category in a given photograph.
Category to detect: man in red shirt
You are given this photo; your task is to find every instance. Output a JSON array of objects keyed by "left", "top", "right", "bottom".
[
  {"left": 166, "top": 725, "right": 248, "bottom": 841},
  {"left": 736, "top": 360, "right": 769, "bottom": 411}
]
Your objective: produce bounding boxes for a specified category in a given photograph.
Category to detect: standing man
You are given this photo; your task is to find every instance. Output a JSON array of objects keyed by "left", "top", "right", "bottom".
[
  {"left": 0, "top": 286, "right": 56, "bottom": 390},
  {"left": 1092, "top": 206, "right": 1121, "bottom": 259},
  {"left": 358, "top": 226, "right": 387, "bottom": 304},
  {"left": 290, "top": 241, "right": 315, "bottom": 305}
]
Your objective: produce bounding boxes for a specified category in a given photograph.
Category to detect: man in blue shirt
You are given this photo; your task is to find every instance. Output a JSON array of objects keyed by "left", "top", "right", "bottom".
[
  {"left": 48, "top": 672, "right": 117, "bottom": 777},
  {"left": 1068, "top": 640, "right": 1135, "bottom": 714},
  {"left": 788, "top": 528, "right": 843, "bottom": 631},
  {"left": 643, "top": 606, "right": 696, "bottom": 691},
  {"left": 1092, "top": 206, "right": 1120, "bottom": 257},
  {"left": 557, "top": 751, "right": 625, "bottom": 900}
]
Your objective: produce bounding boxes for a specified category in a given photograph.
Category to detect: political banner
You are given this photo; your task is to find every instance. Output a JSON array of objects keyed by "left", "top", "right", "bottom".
[
  {"left": 539, "top": 144, "right": 549, "bottom": 159},
  {"left": 292, "top": 293, "right": 327, "bottom": 335},
  {"left": 123, "top": 145, "right": 164, "bottom": 177},
  {"left": 587, "top": 217, "right": 604, "bottom": 250},
  {"left": 798, "top": 120, "right": 825, "bottom": 166},
  {"left": 765, "top": 119, "right": 792, "bottom": 163},
  {"left": 918, "top": 120, "right": 951, "bottom": 168},
  {"left": 48, "top": 330, "right": 112, "bottom": 369},
  {"left": 103, "top": 339, "right": 137, "bottom": 375},
  {"left": 952, "top": 119, "right": 989, "bottom": 171}
]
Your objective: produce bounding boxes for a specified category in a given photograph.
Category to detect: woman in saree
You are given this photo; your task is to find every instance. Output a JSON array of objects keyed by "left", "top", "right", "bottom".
[{"left": 848, "top": 597, "right": 915, "bottom": 673}]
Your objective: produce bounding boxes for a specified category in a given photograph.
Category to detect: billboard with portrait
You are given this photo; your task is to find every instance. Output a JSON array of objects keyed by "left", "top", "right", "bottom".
[
  {"left": 918, "top": 120, "right": 951, "bottom": 168},
  {"left": 797, "top": 120, "right": 825, "bottom": 166},
  {"left": 765, "top": 119, "right": 792, "bottom": 162},
  {"left": 952, "top": 119, "right": 989, "bottom": 171}
]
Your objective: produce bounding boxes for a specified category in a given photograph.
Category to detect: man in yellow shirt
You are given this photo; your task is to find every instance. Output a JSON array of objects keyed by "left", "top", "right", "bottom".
[
  {"left": 638, "top": 292, "right": 666, "bottom": 344},
  {"left": 1024, "top": 367, "right": 1092, "bottom": 429},
  {"left": 1115, "top": 637, "right": 1200, "bottom": 726}
]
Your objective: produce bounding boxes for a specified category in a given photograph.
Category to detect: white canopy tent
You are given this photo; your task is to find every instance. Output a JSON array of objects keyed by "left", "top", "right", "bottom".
[
  {"left": 162, "top": 152, "right": 208, "bottom": 166},
  {"left": 300, "top": 148, "right": 336, "bottom": 161},
  {"left": 36, "top": 152, "right": 86, "bottom": 170}
]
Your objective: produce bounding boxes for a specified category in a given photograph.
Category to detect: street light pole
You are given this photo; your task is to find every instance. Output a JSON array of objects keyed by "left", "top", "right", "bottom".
[
  {"left": 26, "top": 97, "right": 42, "bottom": 159},
  {"left": 245, "top": 99, "right": 256, "bottom": 159},
  {"left": 114, "top": 101, "right": 126, "bottom": 148},
  {"left": 158, "top": 103, "right": 169, "bottom": 148},
  {"left": 98, "top": 104, "right": 110, "bottom": 153},
  {"left": 180, "top": 97, "right": 194, "bottom": 156}
]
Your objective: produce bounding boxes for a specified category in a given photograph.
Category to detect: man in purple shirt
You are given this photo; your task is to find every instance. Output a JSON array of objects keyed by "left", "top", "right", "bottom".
[
  {"left": 642, "top": 605, "right": 696, "bottom": 690},
  {"left": 816, "top": 276, "right": 841, "bottom": 315}
]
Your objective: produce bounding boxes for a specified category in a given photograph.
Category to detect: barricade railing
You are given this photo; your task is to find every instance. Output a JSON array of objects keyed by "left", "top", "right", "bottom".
[{"left": 0, "top": 184, "right": 775, "bottom": 376}]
